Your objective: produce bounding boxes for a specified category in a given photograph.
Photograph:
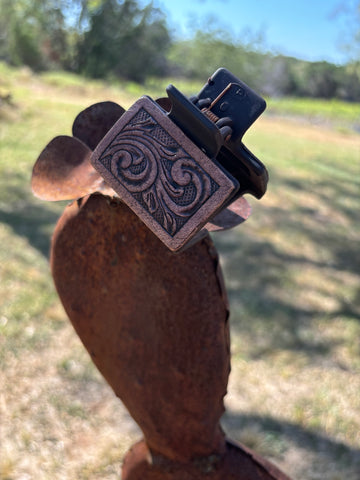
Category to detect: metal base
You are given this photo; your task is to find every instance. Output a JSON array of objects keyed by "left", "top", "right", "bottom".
[{"left": 122, "top": 439, "right": 290, "bottom": 480}]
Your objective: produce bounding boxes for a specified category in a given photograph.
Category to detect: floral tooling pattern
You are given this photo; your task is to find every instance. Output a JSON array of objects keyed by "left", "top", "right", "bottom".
[{"left": 98, "top": 108, "right": 219, "bottom": 236}]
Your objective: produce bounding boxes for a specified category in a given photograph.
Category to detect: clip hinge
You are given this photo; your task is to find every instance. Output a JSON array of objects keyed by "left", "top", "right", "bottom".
[{"left": 166, "top": 68, "right": 268, "bottom": 199}]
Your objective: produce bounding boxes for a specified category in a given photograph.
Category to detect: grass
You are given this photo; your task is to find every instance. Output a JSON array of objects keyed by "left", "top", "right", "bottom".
[
  {"left": 1, "top": 61, "right": 360, "bottom": 479},
  {"left": 268, "top": 96, "right": 360, "bottom": 133}
]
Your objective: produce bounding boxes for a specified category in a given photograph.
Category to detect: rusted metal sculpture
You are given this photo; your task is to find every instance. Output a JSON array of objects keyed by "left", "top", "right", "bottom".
[{"left": 32, "top": 69, "right": 291, "bottom": 479}]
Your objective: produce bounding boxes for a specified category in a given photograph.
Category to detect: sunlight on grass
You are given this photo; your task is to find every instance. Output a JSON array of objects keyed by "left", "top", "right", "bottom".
[{"left": 268, "top": 96, "right": 360, "bottom": 132}]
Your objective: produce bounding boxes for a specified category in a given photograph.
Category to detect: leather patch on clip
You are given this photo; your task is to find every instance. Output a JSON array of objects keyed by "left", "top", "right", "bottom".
[{"left": 91, "top": 96, "right": 238, "bottom": 251}]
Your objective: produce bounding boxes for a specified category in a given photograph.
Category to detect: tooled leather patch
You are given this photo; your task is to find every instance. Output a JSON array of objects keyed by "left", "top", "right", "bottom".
[{"left": 91, "top": 97, "right": 237, "bottom": 251}]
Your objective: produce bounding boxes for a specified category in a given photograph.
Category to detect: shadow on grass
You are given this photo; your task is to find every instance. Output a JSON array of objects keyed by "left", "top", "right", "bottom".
[
  {"left": 0, "top": 174, "right": 65, "bottom": 257},
  {"left": 213, "top": 169, "right": 360, "bottom": 362},
  {"left": 222, "top": 410, "right": 360, "bottom": 473}
]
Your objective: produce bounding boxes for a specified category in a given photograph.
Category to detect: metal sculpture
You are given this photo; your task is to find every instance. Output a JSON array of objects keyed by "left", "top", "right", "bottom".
[{"left": 32, "top": 68, "right": 291, "bottom": 479}]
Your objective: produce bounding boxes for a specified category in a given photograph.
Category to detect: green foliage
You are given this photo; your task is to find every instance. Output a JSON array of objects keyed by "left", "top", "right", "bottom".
[
  {"left": 76, "top": 0, "right": 171, "bottom": 82},
  {"left": 10, "top": 21, "right": 44, "bottom": 70},
  {"left": 273, "top": 59, "right": 360, "bottom": 101},
  {"left": 0, "top": 0, "right": 74, "bottom": 70},
  {"left": 168, "top": 30, "right": 265, "bottom": 90},
  {"left": 0, "top": 0, "right": 359, "bottom": 99},
  {"left": 168, "top": 27, "right": 360, "bottom": 101}
]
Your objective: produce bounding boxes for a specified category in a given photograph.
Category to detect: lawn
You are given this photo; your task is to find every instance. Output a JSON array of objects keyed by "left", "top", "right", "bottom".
[{"left": 1, "top": 62, "right": 359, "bottom": 479}]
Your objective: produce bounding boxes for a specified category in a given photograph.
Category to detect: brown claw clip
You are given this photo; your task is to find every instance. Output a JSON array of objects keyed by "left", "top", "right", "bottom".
[{"left": 91, "top": 68, "right": 267, "bottom": 252}]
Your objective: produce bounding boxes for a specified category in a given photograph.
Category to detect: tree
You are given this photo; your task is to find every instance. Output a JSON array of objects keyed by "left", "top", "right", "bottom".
[
  {"left": 76, "top": 0, "right": 171, "bottom": 82},
  {"left": 301, "top": 62, "right": 340, "bottom": 99},
  {"left": 0, "top": 0, "right": 72, "bottom": 70},
  {"left": 167, "top": 27, "right": 266, "bottom": 91}
]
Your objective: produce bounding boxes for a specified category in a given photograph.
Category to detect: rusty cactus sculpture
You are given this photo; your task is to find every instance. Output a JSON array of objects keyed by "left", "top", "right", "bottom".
[{"left": 32, "top": 69, "right": 291, "bottom": 480}]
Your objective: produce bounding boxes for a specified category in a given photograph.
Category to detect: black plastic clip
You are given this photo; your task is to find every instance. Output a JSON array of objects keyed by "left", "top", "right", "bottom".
[{"left": 166, "top": 67, "right": 268, "bottom": 200}]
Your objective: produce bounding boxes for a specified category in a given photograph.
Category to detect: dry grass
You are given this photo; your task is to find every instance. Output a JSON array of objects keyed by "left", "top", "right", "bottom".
[
  {"left": 1, "top": 320, "right": 140, "bottom": 480},
  {"left": 1, "top": 63, "right": 359, "bottom": 479}
]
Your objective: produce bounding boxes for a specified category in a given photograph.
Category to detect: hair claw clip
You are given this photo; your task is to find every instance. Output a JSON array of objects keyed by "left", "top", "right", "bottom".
[{"left": 91, "top": 68, "right": 267, "bottom": 251}]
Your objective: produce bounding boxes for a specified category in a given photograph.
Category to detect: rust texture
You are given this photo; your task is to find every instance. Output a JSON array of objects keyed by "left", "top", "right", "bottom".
[
  {"left": 50, "top": 194, "right": 291, "bottom": 480},
  {"left": 123, "top": 439, "right": 290, "bottom": 480},
  {"left": 51, "top": 194, "right": 230, "bottom": 461},
  {"left": 72, "top": 100, "right": 125, "bottom": 151},
  {"left": 31, "top": 135, "right": 106, "bottom": 201}
]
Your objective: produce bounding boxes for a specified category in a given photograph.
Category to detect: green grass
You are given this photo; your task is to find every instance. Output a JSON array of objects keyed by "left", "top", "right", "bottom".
[
  {"left": 268, "top": 96, "right": 360, "bottom": 132},
  {"left": 1, "top": 62, "right": 360, "bottom": 479}
]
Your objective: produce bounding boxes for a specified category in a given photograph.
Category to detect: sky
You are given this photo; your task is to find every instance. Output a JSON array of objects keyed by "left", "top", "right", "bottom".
[{"left": 153, "top": 0, "right": 358, "bottom": 64}]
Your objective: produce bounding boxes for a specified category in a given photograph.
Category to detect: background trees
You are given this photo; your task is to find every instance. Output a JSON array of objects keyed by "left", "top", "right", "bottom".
[
  {"left": 0, "top": 0, "right": 359, "bottom": 100},
  {"left": 0, "top": 0, "right": 70, "bottom": 70},
  {"left": 76, "top": 0, "right": 170, "bottom": 82}
]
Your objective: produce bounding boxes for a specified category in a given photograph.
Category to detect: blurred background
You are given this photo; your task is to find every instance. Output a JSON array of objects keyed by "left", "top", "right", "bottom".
[
  {"left": 1, "top": 1, "right": 359, "bottom": 479},
  {"left": 0, "top": 0, "right": 360, "bottom": 97}
]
